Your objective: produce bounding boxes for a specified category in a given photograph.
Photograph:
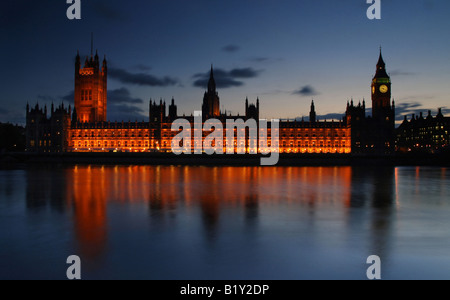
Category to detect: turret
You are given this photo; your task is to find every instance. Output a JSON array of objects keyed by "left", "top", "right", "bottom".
[{"left": 309, "top": 100, "right": 316, "bottom": 123}]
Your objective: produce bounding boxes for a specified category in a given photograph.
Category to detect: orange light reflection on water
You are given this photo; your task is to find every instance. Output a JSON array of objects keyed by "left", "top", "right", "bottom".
[{"left": 65, "top": 165, "right": 354, "bottom": 261}]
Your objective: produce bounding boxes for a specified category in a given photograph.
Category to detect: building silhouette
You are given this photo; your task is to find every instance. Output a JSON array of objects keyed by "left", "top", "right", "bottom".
[
  {"left": 396, "top": 109, "right": 450, "bottom": 153},
  {"left": 345, "top": 51, "right": 396, "bottom": 154},
  {"left": 26, "top": 49, "right": 403, "bottom": 155}
]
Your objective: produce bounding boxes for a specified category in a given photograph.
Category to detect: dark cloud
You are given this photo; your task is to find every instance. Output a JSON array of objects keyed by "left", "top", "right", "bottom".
[
  {"left": 318, "top": 113, "right": 345, "bottom": 121},
  {"left": 390, "top": 70, "right": 416, "bottom": 76},
  {"left": 295, "top": 113, "right": 344, "bottom": 122},
  {"left": 293, "top": 85, "right": 319, "bottom": 97},
  {"left": 107, "top": 104, "right": 147, "bottom": 122},
  {"left": 62, "top": 91, "right": 74, "bottom": 103},
  {"left": 394, "top": 102, "right": 422, "bottom": 116},
  {"left": 92, "top": 1, "right": 128, "bottom": 21},
  {"left": 133, "top": 64, "right": 152, "bottom": 71},
  {"left": 108, "top": 88, "right": 144, "bottom": 104},
  {"left": 0, "top": 108, "right": 10, "bottom": 114},
  {"left": 107, "top": 88, "right": 146, "bottom": 121},
  {"left": 222, "top": 45, "right": 240, "bottom": 53},
  {"left": 192, "top": 67, "right": 262, "bottom": 89},
  {"left": 229, "top": 68, "right": 259, "bottom": 78},
  {"left": 395, "top": 102, "right": 449, "bottom": 121},
  {"left": 34, "top": 92, "right": 74, "bottom": 104},
  {"left": 109, "top": 68, "right": 179, "bottom": 87},
  {"left": 37, "top": 95, "right": 57, "bottom": 102}
]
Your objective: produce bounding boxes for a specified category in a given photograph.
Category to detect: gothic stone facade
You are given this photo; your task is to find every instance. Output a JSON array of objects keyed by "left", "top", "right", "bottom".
[{"left": 26, "top": 51, "right": 397, "bottom": 155}]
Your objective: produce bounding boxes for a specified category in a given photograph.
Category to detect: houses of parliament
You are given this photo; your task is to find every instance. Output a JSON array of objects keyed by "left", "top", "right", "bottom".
[{"left": 25, "top": 48, "right": 446, "bottom": 155}]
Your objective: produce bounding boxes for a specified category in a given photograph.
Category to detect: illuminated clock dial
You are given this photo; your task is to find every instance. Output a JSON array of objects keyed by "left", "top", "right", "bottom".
[
  {"left": 379, "top": 85, "right": 388, "bottom": 93},
  {"left": 372, "top": 86, "right": 375, "bottom": 94}
]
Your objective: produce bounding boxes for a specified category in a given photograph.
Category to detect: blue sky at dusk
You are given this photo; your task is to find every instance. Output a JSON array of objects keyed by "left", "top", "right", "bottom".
[{"left": 1, "top": 0, "right": 449, "bottom": 125}]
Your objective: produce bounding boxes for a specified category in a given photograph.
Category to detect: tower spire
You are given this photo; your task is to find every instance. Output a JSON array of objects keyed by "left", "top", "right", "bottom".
[
  {"left": 208, "top": 64, "right": 216, "bottom": 93},
  {"left": 310, "top": 99, "right": 316, "bottom": 123},
  {"left": 374, "top": 48, "right": 388, "bottom": 79}
]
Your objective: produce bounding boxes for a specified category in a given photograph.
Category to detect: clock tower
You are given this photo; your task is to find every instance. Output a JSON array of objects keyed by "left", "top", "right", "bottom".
[
  {"left": 370, "top": 49, "right": 395, "bottom": 153},
  {"left": 371, "top": 50, "right": 392, "bottom": 120}
]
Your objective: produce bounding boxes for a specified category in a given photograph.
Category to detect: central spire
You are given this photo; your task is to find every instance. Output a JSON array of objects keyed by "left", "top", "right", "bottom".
[
  {"left": 203, "top": 64, "right": 220, "bottom": 118},
  {"left": 310, "top": 100, "right": 316, "bottom": 123},
  {"left": 208, "top": 64, "right": 216, "bottom": 93}
]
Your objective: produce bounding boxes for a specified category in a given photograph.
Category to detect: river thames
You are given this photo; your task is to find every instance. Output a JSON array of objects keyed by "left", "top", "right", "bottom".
[{"left": 1, "top": 165, "right": 450, "bottom": 279}]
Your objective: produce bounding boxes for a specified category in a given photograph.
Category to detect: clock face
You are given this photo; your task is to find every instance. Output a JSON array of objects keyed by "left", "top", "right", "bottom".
[
  {"left": 379, "top": 85, "right": 388, "bottom": 93},
  {"left": 372, "top": 86, "right": 375, "bottom": 94}
]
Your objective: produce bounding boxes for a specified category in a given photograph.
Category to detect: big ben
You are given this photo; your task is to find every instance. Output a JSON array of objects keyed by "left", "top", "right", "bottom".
[{"left": 370, "top": 49, "right": 395, "bottom": 154}]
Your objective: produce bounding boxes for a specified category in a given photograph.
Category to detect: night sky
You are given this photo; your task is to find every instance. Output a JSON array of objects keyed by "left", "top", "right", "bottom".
[{"left": 1, "top": 0, "right": 449, "bottom": 125}]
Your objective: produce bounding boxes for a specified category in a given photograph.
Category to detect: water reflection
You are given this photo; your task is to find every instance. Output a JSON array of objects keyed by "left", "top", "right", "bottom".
[
  {"left": 6, "top": 164, "right": 448, "bottom": 279},
  {"left": 348, "top": 167, "right": 395, "bottom": 262},
  {"left": 24, "top": 167, "right": 358, "bottom": 256},
  {"left": 26, "top": 167, "right": 67, "bottom": 212},
  {"left": 65, "top": 166, "right": 107, "bottom": 262}
]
